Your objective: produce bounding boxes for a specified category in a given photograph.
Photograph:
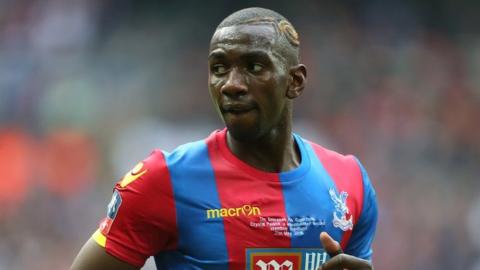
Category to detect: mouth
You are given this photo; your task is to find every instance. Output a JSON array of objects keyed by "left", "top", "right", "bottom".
[{"left": 221, "top": 103, "right": 256, "bottom": 115}]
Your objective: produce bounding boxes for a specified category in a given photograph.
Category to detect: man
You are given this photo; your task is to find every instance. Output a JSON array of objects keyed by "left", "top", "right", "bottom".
[{"left": 71, "top": 7, "right": 377, "bottom": 270}]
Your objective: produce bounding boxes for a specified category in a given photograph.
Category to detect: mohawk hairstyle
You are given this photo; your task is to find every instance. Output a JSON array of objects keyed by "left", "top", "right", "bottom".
[{"left": 216, "top": 7, "right": 300, "bottom": 48}]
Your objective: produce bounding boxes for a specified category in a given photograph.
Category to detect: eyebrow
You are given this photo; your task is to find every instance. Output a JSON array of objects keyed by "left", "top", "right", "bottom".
[
  {"left": 208, "top": 50, "right": 226, "bottom": 60},
  {"left": 208, "top": 49, "right": 272, "bottom": 62},
  {"left": 243, "top": 50, "right": 272, "bottom": 61}
]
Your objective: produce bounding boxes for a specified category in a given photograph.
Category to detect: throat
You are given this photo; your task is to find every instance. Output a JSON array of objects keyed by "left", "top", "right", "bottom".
[{"left": 226, "top": 131, "right": 301, "bottom": 173}]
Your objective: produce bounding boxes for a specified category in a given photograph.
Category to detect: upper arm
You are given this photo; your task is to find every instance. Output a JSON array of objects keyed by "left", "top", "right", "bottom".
[
  {"left": 70, "top": 238, "right": 139, "bottom": 270},
  {"left": 344, "top": 158, "right": 378, "bottom": 260},
  {"left": 71, "top": 150, "right": 177, "bottom": 268}
]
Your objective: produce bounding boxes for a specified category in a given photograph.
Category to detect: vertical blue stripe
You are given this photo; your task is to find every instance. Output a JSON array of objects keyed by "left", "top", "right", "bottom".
[
  {"left": 154, "top": 141, "right": 228, "bottom": 270},
  {"left": 279, "top": 136, "right": 344, "bottom": 248}
]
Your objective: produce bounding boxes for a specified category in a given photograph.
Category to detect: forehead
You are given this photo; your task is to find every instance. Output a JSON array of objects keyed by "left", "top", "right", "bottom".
[{"left": 210, "top": 24, "right": 278, "bottom": 54}]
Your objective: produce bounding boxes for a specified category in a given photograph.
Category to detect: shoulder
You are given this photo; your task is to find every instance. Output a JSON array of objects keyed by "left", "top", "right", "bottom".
[
  {"left": 302, "top": 139, "right": 361, "bottom": 176},
  {"left": 115, "top": 134, "right": 212, "bottom": 191},
  {"left": 302, "top": 138, "right": 368, "bottom": 219},
  {"left": 115, "top": 149, "right": 167, "bottom": 190},
  {"left": 163, "top": 139, "right": 210, "bottom": 165},
  {"left": 303, "top": 139, "right": 368, "bottom": 194},
  {"left": 304, "top": 140, "right": 375, "bottom": 196}
]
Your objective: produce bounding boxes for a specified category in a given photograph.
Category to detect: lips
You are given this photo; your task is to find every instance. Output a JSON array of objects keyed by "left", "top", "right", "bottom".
[{"left": 221, "top": 103, "right": 256, "bottom": 114}]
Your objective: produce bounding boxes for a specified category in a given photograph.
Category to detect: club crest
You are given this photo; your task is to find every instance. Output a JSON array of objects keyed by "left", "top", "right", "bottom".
[{"left": 329, "top": 188, "right": 353, "bottom": 231}]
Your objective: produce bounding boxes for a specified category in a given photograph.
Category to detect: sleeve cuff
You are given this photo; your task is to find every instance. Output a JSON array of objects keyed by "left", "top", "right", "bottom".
[{"left": 90, "top": 229, "right": 147, "bottom": 267}]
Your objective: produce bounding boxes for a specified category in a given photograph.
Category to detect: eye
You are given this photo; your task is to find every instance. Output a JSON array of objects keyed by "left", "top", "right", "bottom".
[
  {"left": 248, "top": 63, "right": 264, "bottom": 73},
  {"left": 212, "top": 64, "right": 228, "bottom": 75}
]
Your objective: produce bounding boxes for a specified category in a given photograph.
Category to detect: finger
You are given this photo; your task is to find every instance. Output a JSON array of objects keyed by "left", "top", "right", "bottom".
[
  {"left": 319, "top": 254, "right": 372, "bottom": 270},
  {"left": 319, "top": 232, "right": 343, "bottom": 257}
]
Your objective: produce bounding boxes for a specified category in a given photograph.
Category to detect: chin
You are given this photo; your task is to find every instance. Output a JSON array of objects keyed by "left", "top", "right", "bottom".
[{"left": 225, "top": 123, "right": 262, "bottom": 142}]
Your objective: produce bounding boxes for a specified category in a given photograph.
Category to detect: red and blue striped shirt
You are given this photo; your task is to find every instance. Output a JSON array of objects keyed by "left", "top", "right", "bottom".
[{"left": 93, "top": 129, "right": 377, "bottom": 269}]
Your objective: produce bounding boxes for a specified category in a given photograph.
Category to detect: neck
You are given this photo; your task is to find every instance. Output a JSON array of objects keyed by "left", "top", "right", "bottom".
[{"left": 226, "top": 114, "right": 301, "bottom": 173}]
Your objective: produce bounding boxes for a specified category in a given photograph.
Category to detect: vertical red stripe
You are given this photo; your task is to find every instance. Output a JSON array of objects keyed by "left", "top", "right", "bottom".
[
  {"left": 143, "top": 150, "right": 178, "bottom": 251},
  {"left": 309, "top": 143, "right": 364, "bottom": 250},
  {"left": 207, "top": 130, "right": 291, "bottom": 270}
]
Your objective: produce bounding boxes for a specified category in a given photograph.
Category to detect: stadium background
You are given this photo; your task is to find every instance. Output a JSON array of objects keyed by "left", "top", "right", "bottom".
[{"left": 1, "top": 0, "right": 479, "bottom": 269}]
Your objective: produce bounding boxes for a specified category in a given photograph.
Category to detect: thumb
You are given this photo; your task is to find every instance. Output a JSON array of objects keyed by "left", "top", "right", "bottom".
[{"left": 320, "top": 232, "right": 343, "bottom": 257}]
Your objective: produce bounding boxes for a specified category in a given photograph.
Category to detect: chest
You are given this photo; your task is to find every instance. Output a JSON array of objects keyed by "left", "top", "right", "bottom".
[{"left": 162, "top": 167, "right": 353, "bottom": 269}]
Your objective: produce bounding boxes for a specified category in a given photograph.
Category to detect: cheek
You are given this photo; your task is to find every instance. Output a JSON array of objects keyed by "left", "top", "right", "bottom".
[
  {"left": 269, "top": 71, "right": 288, "bottom": 95},
  {"left": 265, "top": 75, "right": 288, "bottom": 113},
  {"left": 209, "top": 77, "right": 223, "bottom": 96}
]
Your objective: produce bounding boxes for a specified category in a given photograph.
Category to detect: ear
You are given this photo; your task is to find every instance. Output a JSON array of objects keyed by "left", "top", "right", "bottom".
[{"left": 286, "top": 64, "right": 307, "bottom": 99}]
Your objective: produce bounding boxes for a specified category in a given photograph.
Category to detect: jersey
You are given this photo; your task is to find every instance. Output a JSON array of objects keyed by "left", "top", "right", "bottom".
[{"left": 92, "top": 129, "right": 378, "bottom": 270}]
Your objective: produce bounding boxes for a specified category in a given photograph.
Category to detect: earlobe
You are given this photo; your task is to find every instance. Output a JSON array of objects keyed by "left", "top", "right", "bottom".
[{"left": 287, "top": 64, "right": 307, "bottom": 99}]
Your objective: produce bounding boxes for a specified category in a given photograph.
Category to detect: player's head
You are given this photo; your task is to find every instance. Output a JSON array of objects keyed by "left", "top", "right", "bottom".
[{"left": 208, "top": 7, "right": 307, "bottom": 141}]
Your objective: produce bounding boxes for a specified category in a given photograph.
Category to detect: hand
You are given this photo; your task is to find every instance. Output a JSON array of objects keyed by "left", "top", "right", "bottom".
[{"left": 318, "top": 232, "right": 372, "bottom": 270}]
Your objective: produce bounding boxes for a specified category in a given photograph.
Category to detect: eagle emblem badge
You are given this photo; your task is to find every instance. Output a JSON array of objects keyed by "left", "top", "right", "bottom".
[{"left": 329, "top": 188, "right": 353, "bottom": 231}]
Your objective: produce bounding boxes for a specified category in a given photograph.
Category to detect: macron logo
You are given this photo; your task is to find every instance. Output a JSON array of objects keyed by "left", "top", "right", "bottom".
[{"left": 206, "top": 204, "right": 261, "bottom": 219}]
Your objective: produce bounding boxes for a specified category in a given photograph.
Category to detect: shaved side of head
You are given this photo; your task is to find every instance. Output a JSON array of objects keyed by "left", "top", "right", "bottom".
[{"left": 214, "top": 7, "right": 300, "bottom": 66}]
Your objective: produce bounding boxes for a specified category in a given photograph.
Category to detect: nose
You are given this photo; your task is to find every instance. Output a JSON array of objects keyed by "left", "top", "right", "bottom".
[{"left": 221, "top": 68, "right": 248, "bottom": 98}]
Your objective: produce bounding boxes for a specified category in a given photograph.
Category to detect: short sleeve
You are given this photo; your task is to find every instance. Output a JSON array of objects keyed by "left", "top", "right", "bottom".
[
  {"left": 344, "top": 158, "right": 378, "bottom": 261},
  {"left": 92, "top": 150, "right": 178, "bottom": 267}
]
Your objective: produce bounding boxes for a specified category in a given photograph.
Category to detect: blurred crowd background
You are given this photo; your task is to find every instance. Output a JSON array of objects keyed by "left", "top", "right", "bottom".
[{"left": 1, "top": 0, "right": 479, "bottom": 269}]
